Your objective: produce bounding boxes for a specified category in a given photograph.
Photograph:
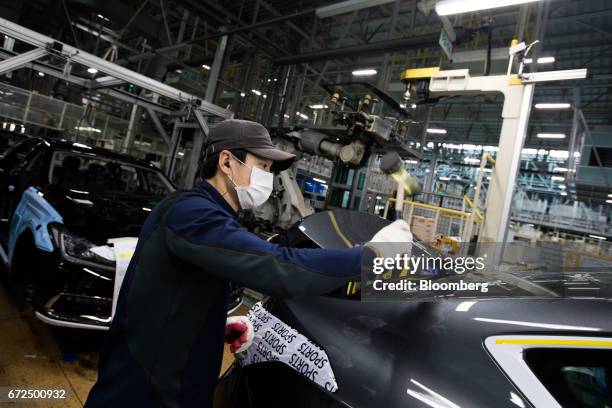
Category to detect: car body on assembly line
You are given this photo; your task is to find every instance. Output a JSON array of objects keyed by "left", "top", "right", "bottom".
[
  {"left": 0, "top": 137, "right": 177, "bottom": 330},
  {"left": 215, "top": 209, "right": 612, "bottom": 408}
]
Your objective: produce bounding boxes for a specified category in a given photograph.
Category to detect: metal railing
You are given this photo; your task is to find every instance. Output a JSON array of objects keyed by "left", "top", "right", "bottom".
[
  {"left": 383, "top": 197, "right": 481, "bottom": 242},
  {"left": 511, "top": 210, "right": 612, "bottom": 237},
  {"left": 417, "top": 192, "right": 465, "bottom": 210},
  {"left": 0, "top": 82, "right": 173, "bottom": 161}
]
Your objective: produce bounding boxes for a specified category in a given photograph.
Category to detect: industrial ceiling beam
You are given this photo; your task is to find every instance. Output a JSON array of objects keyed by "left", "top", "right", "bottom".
[
  {"left": 0, "top": 47, "right": 47, "bottom": 75},
  {"left": 274, "top": 33, "right": 439, "bottom": 65},
  {"left": 92, "top": 75, "right": 126, "bottom": 89},
  {"left": 187, "top": 8, "right": 314, "bottom": 43},
  {"left": 0, "top": 51, "right": 181, "bottom": 117},
  {"left": 182, "top": 0, "right": 290, "bottom": 57},
  {"left": 0, "top": 17, "right": 232, "bottom": 120},
  {"left": 316, "top": 0, "right": 398, "bottom": 18}
]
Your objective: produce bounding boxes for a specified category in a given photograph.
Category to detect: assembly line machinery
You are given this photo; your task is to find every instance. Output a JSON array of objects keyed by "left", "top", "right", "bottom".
[
  {"left": 270, "top": 39, "right": 587, "bottom": 265},
  {"left": 0, "top": 18, "right": 590, "bottom": 264},
  {"left": 0, "top": 17, "right": 233, "bottom": 188}
]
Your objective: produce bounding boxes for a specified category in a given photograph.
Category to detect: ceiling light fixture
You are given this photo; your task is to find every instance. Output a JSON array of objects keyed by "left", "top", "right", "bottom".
[
  {"left": 524, "top": 56, "right": 555, "bottom": 64},
  {"left": 87, "top": 67, "right": 98, "bottom": 74},
  {"left": 427, "top": 128, "right": 447, "bottom": 134},
  {"left": 537, "top": 56, "right": 555, "bottom": 64},
  {"left": 537, "top": 133, "right": 566, "bottom": 139},
  {"left": 352, "top": 69, "right": 377, "bottom": 76},
  {"left": 535, "top": 103, "right": 570, "bottom": 109}
]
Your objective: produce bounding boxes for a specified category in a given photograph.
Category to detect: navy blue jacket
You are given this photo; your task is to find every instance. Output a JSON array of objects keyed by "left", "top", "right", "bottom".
[{"left": 85, "top": 180, "right": 365, "bottom": 408}]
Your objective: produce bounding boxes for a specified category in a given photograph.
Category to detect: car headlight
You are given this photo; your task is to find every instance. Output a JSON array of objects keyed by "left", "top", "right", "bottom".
[{"left": 50, "top": 226, "right": 115, "bottom": 270}]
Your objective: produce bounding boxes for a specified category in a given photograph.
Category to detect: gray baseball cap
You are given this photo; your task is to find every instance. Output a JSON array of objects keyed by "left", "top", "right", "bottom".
[{"left": 205, "top": 119, "right": 296, "bottom": 172}]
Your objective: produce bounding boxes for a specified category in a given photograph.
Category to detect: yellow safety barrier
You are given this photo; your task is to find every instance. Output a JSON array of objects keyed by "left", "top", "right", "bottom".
[
  {"left": 387, "top": 198, "right": 472, "bottom": 217},
  {"left": 463, "top": 195, "right": 483, "bottom": 222},
  {"left": 384, "top": 197, "right": 482, "bottom": 242}
]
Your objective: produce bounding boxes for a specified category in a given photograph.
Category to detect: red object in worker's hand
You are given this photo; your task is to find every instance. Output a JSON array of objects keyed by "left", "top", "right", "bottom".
[
  {"left": 225, "top": 316, "right": 254, "bottom": 353},
  {"left": 225, "top": 322, "right": 247, "bottom": 352}
]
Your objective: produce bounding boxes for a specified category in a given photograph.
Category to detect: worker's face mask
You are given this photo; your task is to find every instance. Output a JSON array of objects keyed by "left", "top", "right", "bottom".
[{"left": 226, "top": 154, "right": 273, "bottom": 209}]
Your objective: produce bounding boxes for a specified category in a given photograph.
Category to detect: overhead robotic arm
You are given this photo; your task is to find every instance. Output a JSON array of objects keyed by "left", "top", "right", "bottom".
[
  {"left": 287, "top": 86, "right": 400, "bottom": 168},
  {"left": 295, "top": 129, "right": 367, "bottom": 166}
]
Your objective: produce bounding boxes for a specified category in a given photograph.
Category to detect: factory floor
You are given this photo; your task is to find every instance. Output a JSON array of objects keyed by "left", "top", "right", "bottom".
[{"left": 0, "top": 282, "right": 241, "bottom": 407}]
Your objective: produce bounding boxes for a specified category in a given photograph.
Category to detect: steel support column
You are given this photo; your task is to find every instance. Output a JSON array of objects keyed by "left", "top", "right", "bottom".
[
  {"left": 424, "top": 157, "right": 437, "bottom": 193},
  {"left": 180, "top": 34, "right": 227, "bottom": 188},
  {"left": 122, "top": 103, "right": 140, "bottom": 154},
  {"left": 428, "top": 74, "right": 534, "bottom": 265},
  {"left": 481, "top": 83, "right": 534, "bottom": 265},
  {"left": 205, "top": 34, "right": 228, "bottom": 103},
  {"left": 166, "top": 119, "right": 182, "bottom": 177},
  {"left": 182, "top": 109, "right": 212, "bottom": 188},
  {"left": 145, "top": 106, "right": 171, "bottom": 147}
]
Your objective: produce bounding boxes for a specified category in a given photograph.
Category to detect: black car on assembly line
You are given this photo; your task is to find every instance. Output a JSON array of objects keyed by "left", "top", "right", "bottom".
[
  {"left": 215, "top": 210, "right": 612, "bottom": 408},
  {"left": 0, "top": 137, "right": 176, "bottom": 329}
]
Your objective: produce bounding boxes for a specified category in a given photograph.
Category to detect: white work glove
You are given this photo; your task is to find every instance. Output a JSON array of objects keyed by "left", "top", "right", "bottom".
[
  {"left": 225, "top": 315, "right": 254, "bottom": 353},
  {"left": 365, "top": 219, "right": 413, "bottom": 259}
]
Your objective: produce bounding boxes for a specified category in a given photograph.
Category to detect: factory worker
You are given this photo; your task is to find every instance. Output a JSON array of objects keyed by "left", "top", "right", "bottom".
[{"left": 85, "top": 119, "right": 412, "bottom": 408}]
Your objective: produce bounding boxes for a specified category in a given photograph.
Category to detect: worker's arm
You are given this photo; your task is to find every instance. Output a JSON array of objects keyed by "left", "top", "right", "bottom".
[{"left": 164, "top": 197, "right": 372, "bottom": 297}]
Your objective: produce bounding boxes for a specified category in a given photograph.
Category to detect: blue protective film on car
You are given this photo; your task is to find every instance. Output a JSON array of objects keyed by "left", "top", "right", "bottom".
[{"left": 9, "top": 186, "right": 63, "bottom": 263}]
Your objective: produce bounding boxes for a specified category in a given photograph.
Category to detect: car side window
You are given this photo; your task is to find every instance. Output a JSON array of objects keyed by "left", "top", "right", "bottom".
[
  {"left": 524, "top": 348, "right": 612, "bottom": 407},
  {"left": 18, "top": 148, "right": 46, "bottom": 187},
  {"left": 142, "top": 169, "right": 173, "bottom": 196},
  {"left": 0, "top": 139, "right": 39, "bottom": 172}
]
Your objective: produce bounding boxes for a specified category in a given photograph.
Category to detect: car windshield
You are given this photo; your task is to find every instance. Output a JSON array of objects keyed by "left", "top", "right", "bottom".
[{"left": 49, "top": 150, "right": 173, "bottom": 197}]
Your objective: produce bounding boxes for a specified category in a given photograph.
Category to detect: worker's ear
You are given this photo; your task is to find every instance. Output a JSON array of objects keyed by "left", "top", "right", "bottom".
[{"left": 218, "top": 150, "right": 233, "bottom": 175}]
